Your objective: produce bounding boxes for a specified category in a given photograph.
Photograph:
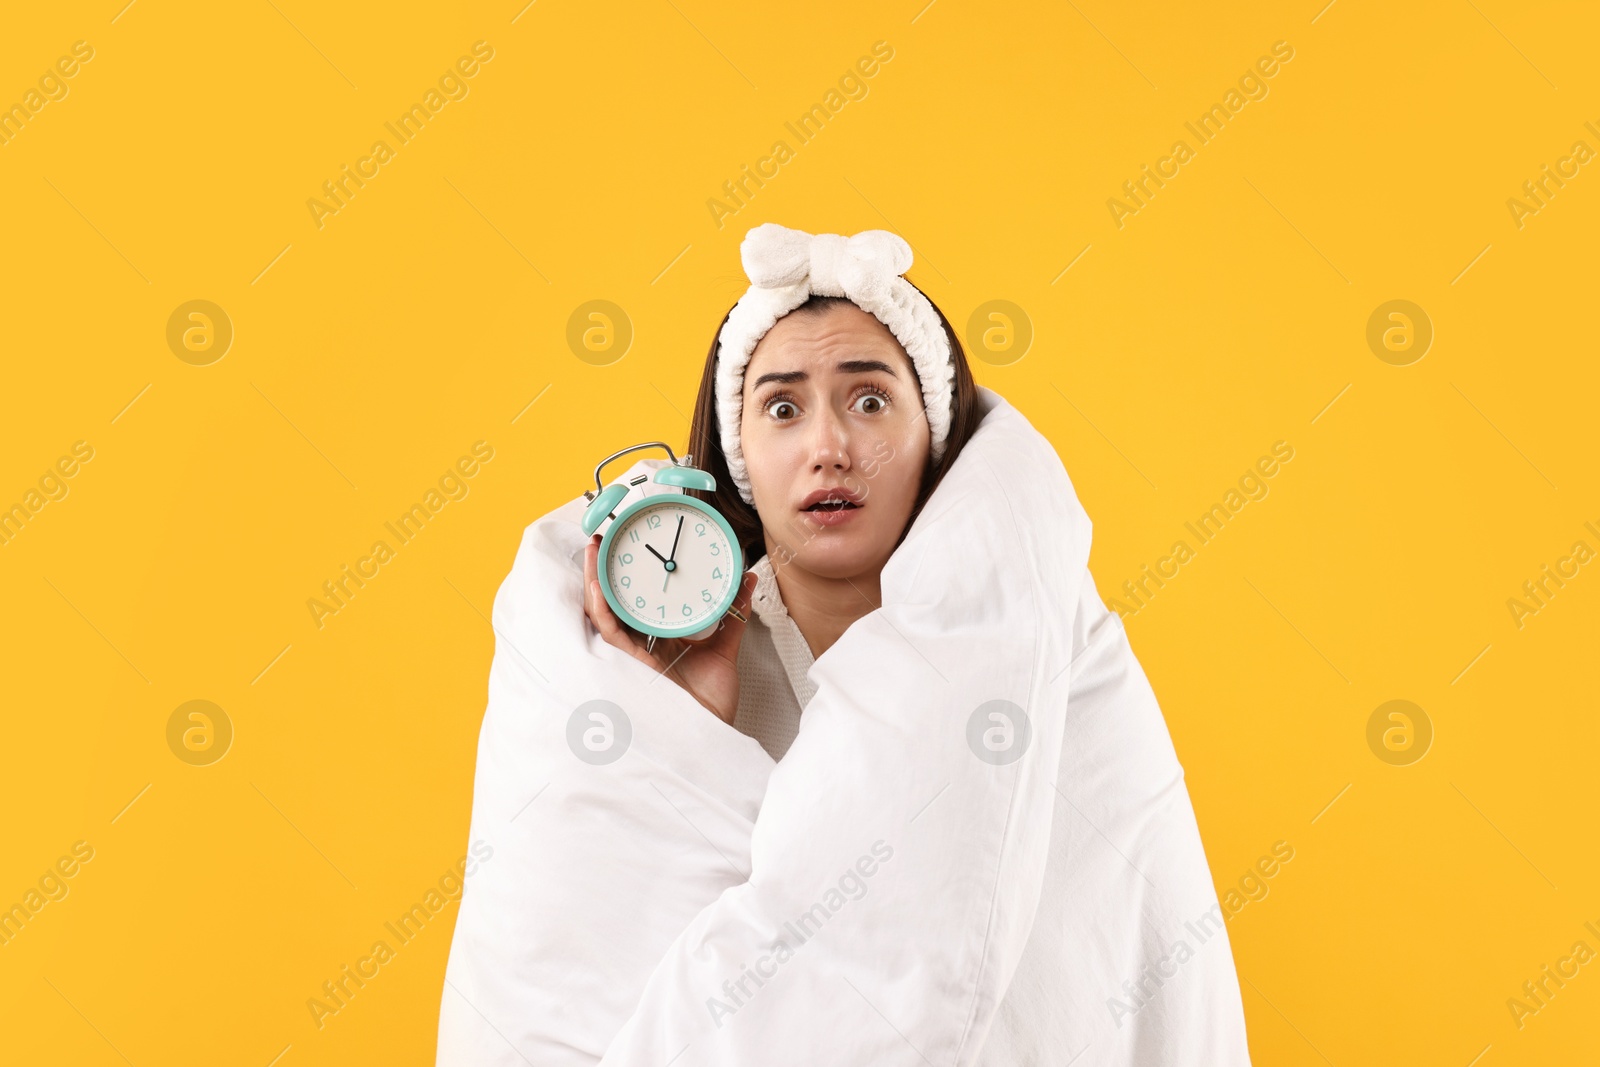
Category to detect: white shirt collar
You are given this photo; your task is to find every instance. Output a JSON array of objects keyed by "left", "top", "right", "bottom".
[{"left": 749, "top": 552, "right": 791, "bottom": 622}]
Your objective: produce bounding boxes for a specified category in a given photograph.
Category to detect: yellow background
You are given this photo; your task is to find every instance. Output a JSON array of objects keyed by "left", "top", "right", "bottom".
[{"left": 2, "top": 1, "right": 1596, "bottom": 1063}]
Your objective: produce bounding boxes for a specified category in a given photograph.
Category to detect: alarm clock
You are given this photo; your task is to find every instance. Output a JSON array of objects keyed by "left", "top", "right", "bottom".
[{"left": 581, "top": 441, "right": 744, "bottom": 650}]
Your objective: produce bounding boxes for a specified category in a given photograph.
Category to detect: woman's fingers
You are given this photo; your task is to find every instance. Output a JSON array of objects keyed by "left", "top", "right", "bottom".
[
  {"left": 588, "top": 576, "right": 640, "bottom": 656},
  {"left": 583, "top": 534, "right": 601, "bottom": 595},
  {"left": 588, "top": 578, "right": 627, "bottom": 643},
  {"left": 583, "top": 536, "right": 631, "bottom": 648},
  {"left": 584, "top": 537, "right": 626, "bottom": 641},
  {"left": 583, "top": 554, "right": 660, "bottom": 669},
  {"left": 582, "top": 536, "right": 597, "bottom": 615}
]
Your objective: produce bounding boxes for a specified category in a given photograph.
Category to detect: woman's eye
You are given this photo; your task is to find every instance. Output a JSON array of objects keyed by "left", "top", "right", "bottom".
[{"left": 764, "top": 390, "right": 885, "bottom": 420}]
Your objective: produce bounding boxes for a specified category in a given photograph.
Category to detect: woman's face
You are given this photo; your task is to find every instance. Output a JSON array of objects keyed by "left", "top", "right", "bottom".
[{"left": 740, "top": 301, "right": 930, "bottom": 580}]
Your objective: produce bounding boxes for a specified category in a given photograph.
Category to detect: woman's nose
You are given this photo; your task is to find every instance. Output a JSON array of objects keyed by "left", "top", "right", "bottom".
[{"left": 808, "top": 405, "right": 852, "bottom": 472}]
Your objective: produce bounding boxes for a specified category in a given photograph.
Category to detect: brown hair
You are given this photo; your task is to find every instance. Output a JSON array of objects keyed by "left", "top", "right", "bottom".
[{"left": 684, "top": 281, "right": 981, "bottom": 567}]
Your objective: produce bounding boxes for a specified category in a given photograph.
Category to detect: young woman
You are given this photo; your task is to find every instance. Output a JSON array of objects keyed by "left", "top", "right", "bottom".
[{"left": 565, "top": 223, "right": 1252, "bottom": 1064}]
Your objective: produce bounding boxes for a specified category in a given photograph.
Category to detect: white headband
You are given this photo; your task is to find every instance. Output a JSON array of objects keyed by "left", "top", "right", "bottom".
[{"left": 713, "top": 222, "right": 955, "bottom": 507}]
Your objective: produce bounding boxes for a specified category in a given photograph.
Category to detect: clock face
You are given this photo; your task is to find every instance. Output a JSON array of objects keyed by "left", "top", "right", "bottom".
[{"left": 600, "top": 498, "right": 740, "bottom": 637}]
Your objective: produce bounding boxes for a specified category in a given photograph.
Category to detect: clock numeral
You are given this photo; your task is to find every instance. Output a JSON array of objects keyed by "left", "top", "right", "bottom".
[
  {"left": 628, "top": 527, "right": 640, "bottom": 543},
  {"left": 701, "top": 588, "right": 712, "bottom": 602},
  {"left": 647, "top": 514, "right": 662, "bottom": 529},
  {"left": 712, "top": 567, "right": 723, "bottom": 581},
  {"left": 621, "top": 552, "right": 634, "bottom": 565},
  {"left": 635, "top": 595, "right": 646, "bottom": 609},
  {"left": 709, "top": 541, "right": 720, "bottom": 555},
  {"left": 620, "top": 575, "right": 631, "bottom": 588},
  {"left": 682, "top": 604, "right": 692, "bottom": 616},
  {"left": 657, "top": 605, "right": 666, "bottom": 618},
  {"left": 695, "top": 523, "right": 706, "bottom": 537}
]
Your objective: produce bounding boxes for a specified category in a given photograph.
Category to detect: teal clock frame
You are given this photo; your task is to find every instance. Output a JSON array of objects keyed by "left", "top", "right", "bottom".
[
  {"left": 583, "top": 442, "right": 744, "bottom": 642},
  {"left": 596, "top": 494, "right": 743, "bottom": 640}
]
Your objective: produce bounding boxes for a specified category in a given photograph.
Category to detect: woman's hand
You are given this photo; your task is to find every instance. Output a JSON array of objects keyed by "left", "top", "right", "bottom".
[{"left": 583, "top": 533, "right": 759, "bottom": 727}]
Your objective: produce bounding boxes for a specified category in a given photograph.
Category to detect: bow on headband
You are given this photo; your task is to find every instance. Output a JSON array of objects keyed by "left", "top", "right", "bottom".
[
  {"left": 712, "top": 223, "right": 957, "bottom": 508},
  {"left": 741, "top": 224, "right": 915, "bottom": 299}
]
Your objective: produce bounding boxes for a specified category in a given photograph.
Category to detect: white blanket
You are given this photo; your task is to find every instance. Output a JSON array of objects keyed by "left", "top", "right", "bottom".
[{"left": 436, "top": 386, "right": 1250, "bottom": 1066}]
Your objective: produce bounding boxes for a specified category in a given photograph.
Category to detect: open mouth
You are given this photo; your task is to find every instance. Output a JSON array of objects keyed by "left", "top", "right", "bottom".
[{"left": 804, "top": 500, "right": 861, "bottom": 512}]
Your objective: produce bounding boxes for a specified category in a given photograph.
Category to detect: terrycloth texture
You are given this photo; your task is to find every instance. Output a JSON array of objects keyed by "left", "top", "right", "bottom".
[
  {"left": 732, "top": 553, "right": 1254, "bottom": 1065},
  {"left": 713, "top": 222, "right": 955, "bottom": 506},
  {"left": 435, "top": 385, "right": 1251, "bottom": 1066},
  {"left": 730, "top": 555, "right": 815, "bottom": 762}
]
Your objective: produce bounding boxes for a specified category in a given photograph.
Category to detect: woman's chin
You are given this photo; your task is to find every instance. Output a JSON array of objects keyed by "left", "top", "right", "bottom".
[{"left": 781, "top": 528, "right": 880, "bottom": 580}]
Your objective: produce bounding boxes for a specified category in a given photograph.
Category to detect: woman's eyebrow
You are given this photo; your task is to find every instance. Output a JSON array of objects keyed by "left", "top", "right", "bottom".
[{"left": 750, "top": 359, "right": 899, "bottom": 390}]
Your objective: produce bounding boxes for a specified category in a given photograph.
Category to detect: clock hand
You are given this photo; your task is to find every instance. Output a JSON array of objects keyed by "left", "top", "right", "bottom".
[
  {"left": 645, "top": 540, "right": 676, "bottom": 591},
  {"left": 668, "top": 515, "right": 683, "bottom": 563},
  {"left": 655, "top": 516, "right": 688, "bottom": 593}
]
